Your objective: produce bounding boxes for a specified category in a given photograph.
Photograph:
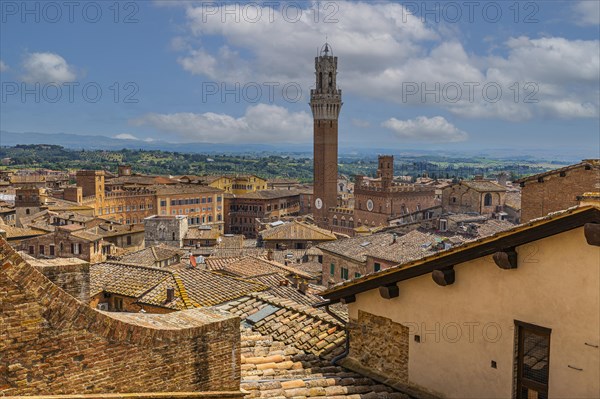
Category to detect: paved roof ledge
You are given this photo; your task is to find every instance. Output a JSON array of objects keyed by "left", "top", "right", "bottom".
[{"left": 2, "top": 392, "right": 245, "bottom": 399}]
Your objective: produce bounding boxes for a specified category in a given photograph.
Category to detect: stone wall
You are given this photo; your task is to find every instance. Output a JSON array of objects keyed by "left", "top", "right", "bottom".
[
  {"left": 144, "top": 216, "right": 188, "bottom": 248},
  {"left": 521, "top": 165, "right": 599, "bottom": 222},
  {"left": 0, "top": 239, "right": 241, "bottom": 396},
  {"left": 321, "top": 252, "right": 364, "bottom": 286},
  {"left": 347, "top": 310, "right": 409, "bottom": 383}
]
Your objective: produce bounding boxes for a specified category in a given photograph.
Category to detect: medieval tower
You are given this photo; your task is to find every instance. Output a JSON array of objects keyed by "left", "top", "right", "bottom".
[{"left": 310, "top": 43, "right": 342, "bottom": 228}]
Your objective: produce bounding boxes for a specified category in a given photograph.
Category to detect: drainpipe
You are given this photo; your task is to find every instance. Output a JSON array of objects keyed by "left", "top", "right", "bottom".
[{"left": 314, "top": 300, "right": 350, "bottom": 365}]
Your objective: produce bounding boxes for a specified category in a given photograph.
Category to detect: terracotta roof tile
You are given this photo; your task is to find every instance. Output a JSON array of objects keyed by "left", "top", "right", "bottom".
[{"left": 260, "top": 221, "right": 337, "bottom": 241}]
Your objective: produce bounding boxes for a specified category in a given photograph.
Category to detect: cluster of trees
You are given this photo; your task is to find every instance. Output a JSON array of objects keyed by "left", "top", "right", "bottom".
[{"left": 0, "top": 145, "right": 557, "bottom": 182}]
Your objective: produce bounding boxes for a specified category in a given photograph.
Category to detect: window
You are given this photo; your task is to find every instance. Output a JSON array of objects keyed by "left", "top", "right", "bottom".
[
  {"left": 49, "top": 245, "right": 55, "bottom": 256},
  {"left": 354, "top": 272, "right": 361, "bottom": 278},
  {"left": 515, "top": 321, "right": 551, "bottom": 398},
  {"left": 341, "top": 267, "right": 349, "bottom": 280},
  {"left": 484, "top": 193, "right": 492, "bottom": 206},
  {"left": 39, "top": 245, "right": 45, "bottom": 255},
  {"left": 374, "top": 262, "right": 381, "bottom": 272},
  {"left": 330, "top": 263, "right": 335, "bottom": 276},
  {"left": 439, "top": 219, "right": 448, "bottom": 232},
  {"left": 25, "top": 209, "right": 30, "bottom": 215},
  {"left": 114, "top": 297, "right": 123, "bottom": 312},
  {"left": 126, "top": 235, "right": 132, "bottom": 246},
  {"left": 28, "top": 246, "right": 34, "bottom": 255}
]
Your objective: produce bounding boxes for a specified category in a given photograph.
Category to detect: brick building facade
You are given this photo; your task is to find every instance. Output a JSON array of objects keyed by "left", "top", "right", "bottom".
[
  {"left": 517, "top": 159, "right": 600, "bottom": 222},
  {"left": 225, "top": 189, "right": 307, "bottom": 238},
  {"left": 353, "top": 156, "right": 437, "bottom": 229},
  {"left": 74, "top": 170, "right": 225, "bottom": 228},
  {"left": 442, "top": 179, "right": 507, "bottom": 216},
  {"left": 19, "top": 224, "right": 111, "bottom": 263}
]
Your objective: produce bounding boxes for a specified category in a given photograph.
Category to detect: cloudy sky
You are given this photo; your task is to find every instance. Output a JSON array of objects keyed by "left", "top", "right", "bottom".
[{"left": 1, "top": 0, "right": 599, "bottom": 155}]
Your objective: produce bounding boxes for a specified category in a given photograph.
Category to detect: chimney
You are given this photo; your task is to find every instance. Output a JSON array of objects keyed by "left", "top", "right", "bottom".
[
  {"left": 298, "top": 280, "right": 308, "bottom": 295},
  {"left": 267, "top": 248, "right": 274, "bottom": 261},
  {"left": 391, "top": 232, "right": 398, "bottom": 244},
  {"left": 166, "top": 288, "right": 175, "bottom": 302},
  {"left": 279, "top": 279, "right": 289, "bottom": 287},
  {"left": 578, "top": 192, "right": 600, "bottom": 208}
]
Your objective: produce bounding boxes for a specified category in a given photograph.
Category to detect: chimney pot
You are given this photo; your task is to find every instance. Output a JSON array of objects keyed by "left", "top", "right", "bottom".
[{"left": 166, "top": 288, "right": 175, "bottom": 302}]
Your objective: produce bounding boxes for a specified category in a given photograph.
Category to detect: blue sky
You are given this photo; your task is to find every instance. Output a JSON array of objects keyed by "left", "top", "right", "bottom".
[{"left": 1, "top": 1, "right": 599, "bottom": 156}]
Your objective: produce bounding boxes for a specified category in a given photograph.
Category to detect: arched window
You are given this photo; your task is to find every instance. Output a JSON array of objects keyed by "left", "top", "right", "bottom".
[{"left": 484, "top": 193, "right": 492, "bottom": 206}]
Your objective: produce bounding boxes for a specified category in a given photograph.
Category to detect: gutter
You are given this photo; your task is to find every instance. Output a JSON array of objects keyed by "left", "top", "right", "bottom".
[{"left": 314, "top": 300, "right": 349, "bottom": 365}]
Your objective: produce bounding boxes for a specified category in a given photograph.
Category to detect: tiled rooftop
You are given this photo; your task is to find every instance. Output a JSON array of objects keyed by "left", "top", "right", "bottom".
[
  {"left": 260, "top": 221, "right": 337, "bottom": 242},
  {"left": 219, "top": 255, "right": 314, "bottom": 280},
  {"left": 218, "top": 293, "right": 346, "bottom": 358},
  {"left": 249, "top": 273, "right": 324, "bottom": 307},
  {"left": 91, "top": 262, "right": 268, "bottom": 310},
  {"left": 459, "top": 180, "right": 507, "bottom": 192},
  {"left": 117, "top": 245, "right": 184, "bottom": 266},
  {"left": 216, "top": 293, "right": 406, "bottom": 398},
  {"left": 318, "top": 230, "right": 436, "bottom": 264}
]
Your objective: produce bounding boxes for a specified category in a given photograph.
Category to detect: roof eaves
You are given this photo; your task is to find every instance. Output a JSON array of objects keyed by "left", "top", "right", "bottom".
[{"left": 322, "top": 206, "right": 600, "bottom": 302}]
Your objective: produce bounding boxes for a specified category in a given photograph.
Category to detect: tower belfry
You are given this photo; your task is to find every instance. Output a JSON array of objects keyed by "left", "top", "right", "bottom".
[{"left": 310, "top": 42, "right": 342, "bottom": 228}]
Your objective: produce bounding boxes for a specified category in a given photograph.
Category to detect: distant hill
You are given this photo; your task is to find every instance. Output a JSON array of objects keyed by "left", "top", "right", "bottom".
[
  {"left": 0, "top": 131, "right": 308, "bottom": 154},
  {"left": 0, "top": 130, "right": 590, "bottom": 162}
]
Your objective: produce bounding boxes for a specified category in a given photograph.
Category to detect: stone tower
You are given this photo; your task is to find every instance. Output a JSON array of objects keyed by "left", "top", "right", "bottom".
[
  {"left": 310, "top": 43, "right": 342, "bottom": 228},
  {"left": 377, "top": 155, "right": 394, "bottom": 188},
  {"left": 76, "top": 170, "right": 105, "bottom": 213}
]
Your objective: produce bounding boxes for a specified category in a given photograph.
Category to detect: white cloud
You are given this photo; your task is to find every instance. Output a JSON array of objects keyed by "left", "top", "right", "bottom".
[
  {"left": 114, "top": 133, "right": 155, "bottom": 142},
  {"left": 573, "top": 1, "right": 600, "bottom": 26},
  {"left": 0, "top": 60, "right": 8, "bottom": 72},
  {"left": 351, "top": 118, "right": 371, "bottom": 128},
  {"left": 21, "top": 52, "right": 76, "bottom": 84},
  {"left": 382, "top": 116, "right": 468, "bottom": 142},
  {"left": 130, "top": 103, "right": 312, "bottom": 143},
  {"left": 170, "top": 1, "right": 599, "bottom": 121},
  {"left": 178, "top": 1, "right": 437, "bottom": 85}
]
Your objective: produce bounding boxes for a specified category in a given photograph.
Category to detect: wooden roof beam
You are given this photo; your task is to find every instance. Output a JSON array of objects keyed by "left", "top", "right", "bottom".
[{"left": 493, "top": 248, "right": 518, "bottom": 269}]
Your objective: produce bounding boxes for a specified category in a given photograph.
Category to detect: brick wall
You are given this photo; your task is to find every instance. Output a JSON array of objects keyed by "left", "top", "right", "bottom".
[
  {"left": 35, "top": 262, "right": 90, "bottom": 303},
  {"left": 347, "top": 310, "right": 409, "bottom": 383},
  {"left": 0, "top": 239, "right": 241, "bottom": 396},
  {"left": 521, "top": 166, "right": 600, "bottom": 222}
]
